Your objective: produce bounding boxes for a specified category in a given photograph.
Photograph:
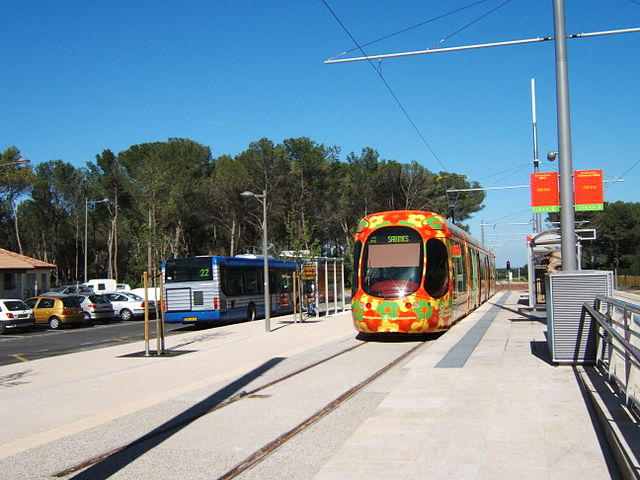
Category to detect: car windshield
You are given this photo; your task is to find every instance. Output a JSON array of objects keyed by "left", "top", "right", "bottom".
[{"left": 125, "top": 293, "right": 143, "bottom": 301}]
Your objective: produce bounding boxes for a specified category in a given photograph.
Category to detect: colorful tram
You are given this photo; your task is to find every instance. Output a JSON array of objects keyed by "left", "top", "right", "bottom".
[{"left": 351, "top": 210, "right": 496, "bottom": 334}]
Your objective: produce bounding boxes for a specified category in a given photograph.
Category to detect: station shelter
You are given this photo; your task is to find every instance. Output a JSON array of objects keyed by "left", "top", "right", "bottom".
[
  {"left": 280, "top": 253, "right": 346, "bottom": 319},
  {"left": 527, "top": 228, "right": 596, "bottom": 309}
]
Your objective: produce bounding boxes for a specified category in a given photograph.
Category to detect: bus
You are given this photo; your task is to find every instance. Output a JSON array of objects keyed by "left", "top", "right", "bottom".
[
  {"left": 162, "top": 255, "right": 297, "bottom": 324},
  {"left": 351, "top": 210, "right": 495, "bottom": 334}
]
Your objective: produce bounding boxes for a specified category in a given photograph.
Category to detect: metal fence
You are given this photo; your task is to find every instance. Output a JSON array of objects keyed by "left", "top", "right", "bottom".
[{"left": 583, "top": 295, "right": 640, "bottom": 416}]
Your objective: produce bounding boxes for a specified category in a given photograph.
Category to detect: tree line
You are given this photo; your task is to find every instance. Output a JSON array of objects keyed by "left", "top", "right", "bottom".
[
  {"left": 0, "top": 137, "right": 486, "bottom": 287},
  {"left": 555, "top": 202, "right": 640, "bottom": 274}
]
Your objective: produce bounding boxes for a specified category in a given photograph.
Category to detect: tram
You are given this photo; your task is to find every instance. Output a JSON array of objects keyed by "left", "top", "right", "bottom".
[{"left": 351, "top": 210, "right": 495, "bottom": 334}]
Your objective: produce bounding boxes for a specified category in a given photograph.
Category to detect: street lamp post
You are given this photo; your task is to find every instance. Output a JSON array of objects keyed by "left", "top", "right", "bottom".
[
  {"left": 84, "top": 197, "right": 110, "bottom": 283},
  {"left": 0, "top": 158, "right": 30, "bottom": 168},
  {"left": 240, "top": 189, "right": 270, "bottom": 332}
]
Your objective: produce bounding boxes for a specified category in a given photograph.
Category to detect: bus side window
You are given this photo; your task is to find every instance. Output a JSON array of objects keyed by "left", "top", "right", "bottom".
[{"left": 226, "top": 269, "right": 244, "bottom": 296}]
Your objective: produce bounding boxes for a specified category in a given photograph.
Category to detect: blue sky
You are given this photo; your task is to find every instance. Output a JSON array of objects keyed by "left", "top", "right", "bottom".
[{"left": 2, "top": 0, "right": 639, "bottom": 267}]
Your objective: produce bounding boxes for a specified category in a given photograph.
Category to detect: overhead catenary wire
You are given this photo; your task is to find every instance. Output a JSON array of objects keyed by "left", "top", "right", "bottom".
[
  {"left": 325, "top": 27, "right": 640, "bottom": 64},
  {"left": 328, "top": 0, "right": 494, "bottom": 60},
  {"left": 426, "top": 0, "right": 514, "bottom": 50},
  {"left": 606, "top": 158, "right": 640, "bottom": 189},
  {"left": 473, "top": 161, "right": 532, "bottom": 183},
  {"left": 321, "top": 0, "right": 449, "bottom": 172}
]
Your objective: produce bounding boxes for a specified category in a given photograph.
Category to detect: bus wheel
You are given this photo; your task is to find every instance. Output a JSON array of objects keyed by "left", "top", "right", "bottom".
[{"left": 246, "top": 304, "right": 256, "bottom": 322}]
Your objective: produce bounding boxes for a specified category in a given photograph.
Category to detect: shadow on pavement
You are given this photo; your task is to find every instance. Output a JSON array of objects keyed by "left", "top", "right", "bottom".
[{"left": 62, "top": 357, "right": 285, "bottom": 479}]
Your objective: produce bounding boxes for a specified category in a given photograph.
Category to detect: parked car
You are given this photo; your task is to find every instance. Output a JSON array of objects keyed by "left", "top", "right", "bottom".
[
  {"left": 103, "top": 292, "right": 156, "bottom": 321},
  {"left": 44, "top": 284, "right": 94, "bottom": 296},
  {"left": 71, "top": 294, "right": 115, "bottom": 323},
  {"left": 0, "top": 299, "right": 34, "bottom": 334},
  {"left": 24, "top": 295, "right": 85, "bottom": 329}
]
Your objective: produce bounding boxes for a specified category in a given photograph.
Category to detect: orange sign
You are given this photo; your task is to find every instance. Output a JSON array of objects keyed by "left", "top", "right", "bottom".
[
  {"left": 574, "top": 169, "right": 604, "bottom": 211},
  {"left": 530, "top": 172, "right": 559, "bottom": 213}
]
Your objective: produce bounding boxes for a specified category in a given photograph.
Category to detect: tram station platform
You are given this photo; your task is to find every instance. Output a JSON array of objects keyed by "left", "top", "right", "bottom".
[
  {"left": 0, "top": 291, "right": 637, "bottom": 479},
  {"left": 315, "top": 290, "right": 639, "bottom": 479}
]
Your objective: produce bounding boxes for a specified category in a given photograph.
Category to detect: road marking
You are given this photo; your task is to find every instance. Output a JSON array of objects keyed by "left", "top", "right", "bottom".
[
  {"left": 11, "top": 354, "right": 29, "bottom": 363},
  {"left": 112, "top": 338, "right": 130, "bottom": 343}
]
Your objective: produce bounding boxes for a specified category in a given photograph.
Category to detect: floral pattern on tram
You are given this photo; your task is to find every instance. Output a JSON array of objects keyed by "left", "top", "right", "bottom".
[{"left": 352, "top": 210, "right": 455, "bottom": 333}]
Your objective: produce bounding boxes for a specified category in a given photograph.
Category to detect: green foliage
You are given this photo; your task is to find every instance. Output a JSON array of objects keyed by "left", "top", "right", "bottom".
[{"left": 2, "top": 137, "right": 487, "bottom": 285}]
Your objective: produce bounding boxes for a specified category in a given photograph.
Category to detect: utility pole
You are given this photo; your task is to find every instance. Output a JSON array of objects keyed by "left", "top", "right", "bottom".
[
  {"left": 553, "top": 0, "right": 577, "bottom": 271},
  {"left": 531, "top": 78, "right": 542, "bottom": 234}
]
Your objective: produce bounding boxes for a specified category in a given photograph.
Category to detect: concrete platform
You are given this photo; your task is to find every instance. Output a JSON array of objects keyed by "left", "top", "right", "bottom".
[
  {"left": 316, "top": 291, "right": 626, "bottom": 480},
  {"left": 0, "top": 291, "right": 634, "bottom": 479}
]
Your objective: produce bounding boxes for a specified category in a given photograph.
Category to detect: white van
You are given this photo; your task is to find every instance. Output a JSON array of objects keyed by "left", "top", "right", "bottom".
[{"left": 85, "top": 279, "right": 117, "bottom": 293}]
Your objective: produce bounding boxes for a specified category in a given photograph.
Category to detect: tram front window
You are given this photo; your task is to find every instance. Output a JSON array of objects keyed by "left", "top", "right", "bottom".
[{"left": 362, "top": 227, "right": 422, "bottom": 298}]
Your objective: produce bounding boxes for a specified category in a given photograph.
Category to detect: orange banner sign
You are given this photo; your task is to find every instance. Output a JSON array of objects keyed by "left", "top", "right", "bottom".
[
  {"left": 530, "top": 172, "right": 559, "bottom": 213},
  {"left": 574, "top": 169, "right": 604, "bottom": 211}
]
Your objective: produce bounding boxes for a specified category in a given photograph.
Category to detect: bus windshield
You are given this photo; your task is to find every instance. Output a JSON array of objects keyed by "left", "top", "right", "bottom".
[
  {"left": 362, "top": 226, "right": 422, "bottom": 298},
  {"left": 165, "top": 257, "right": 213, "bottom": 283}
]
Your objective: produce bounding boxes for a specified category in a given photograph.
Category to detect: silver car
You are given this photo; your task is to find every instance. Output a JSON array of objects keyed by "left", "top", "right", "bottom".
[
  {"left": 0, "top": 299, "right": 35, "bottom": 334},
  {"left": 103, "top": 292, "right": 156, "bottom": 321},
  {"left": 72, "top": 294, "right": 115, "bottom": 323}
]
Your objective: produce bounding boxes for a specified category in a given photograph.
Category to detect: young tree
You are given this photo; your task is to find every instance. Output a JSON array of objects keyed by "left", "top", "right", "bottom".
[{"left": 0, "top": 147, "right": 35, "bottom": 254}]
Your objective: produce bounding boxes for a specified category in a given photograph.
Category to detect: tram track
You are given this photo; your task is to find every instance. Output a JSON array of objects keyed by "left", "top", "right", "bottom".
[
  {"left": 216, "top": 341, "right": 424, "bottom": 480},
  {"left": 53, "top": 338, "right": 427, "bottom": 479}
]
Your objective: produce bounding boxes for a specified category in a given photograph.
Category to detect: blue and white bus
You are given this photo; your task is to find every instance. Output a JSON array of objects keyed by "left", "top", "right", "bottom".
[{"left": 162, "top": 255, "right": 297, "bottom": 324}]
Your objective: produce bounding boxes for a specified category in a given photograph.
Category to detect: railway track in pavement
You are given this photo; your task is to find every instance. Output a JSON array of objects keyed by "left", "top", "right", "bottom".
[{"left": 54, "top": 334, "right": 436, "bottom": 479}]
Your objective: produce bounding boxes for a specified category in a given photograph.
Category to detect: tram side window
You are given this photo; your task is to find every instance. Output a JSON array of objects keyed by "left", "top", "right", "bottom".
[
  {"left": 425, "top": 238, "right": 449, "bottom": 298},
  {"left": 352, "top": 241, "right": 362, "bottom": 296},
  {"left": 454, "top": 245, "right": 467, "bottom": 293}
]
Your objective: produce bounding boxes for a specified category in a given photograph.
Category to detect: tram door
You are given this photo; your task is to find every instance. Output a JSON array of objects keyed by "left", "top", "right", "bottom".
[{"left": 451, "top": 241, "right": 468, "bottom": 320}]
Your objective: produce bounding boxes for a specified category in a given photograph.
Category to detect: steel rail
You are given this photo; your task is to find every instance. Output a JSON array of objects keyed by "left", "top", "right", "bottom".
[{"left": 215, "top": 342, "right": 425, "bottom": 480}]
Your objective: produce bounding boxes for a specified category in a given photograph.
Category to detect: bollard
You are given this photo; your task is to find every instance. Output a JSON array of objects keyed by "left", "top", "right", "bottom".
[{"left": 143, "top": 271, "right": 150, "bottom": 356}]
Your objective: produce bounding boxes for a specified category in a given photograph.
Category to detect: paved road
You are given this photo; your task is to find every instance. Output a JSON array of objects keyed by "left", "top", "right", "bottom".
[{"left": 0, "top": 319, "right": 198, "bottom": 366}]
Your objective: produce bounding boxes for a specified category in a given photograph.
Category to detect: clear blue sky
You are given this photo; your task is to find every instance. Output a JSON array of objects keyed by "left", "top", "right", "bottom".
[{"left": 2, "top": 0, "right": 639, "bottom": 267}]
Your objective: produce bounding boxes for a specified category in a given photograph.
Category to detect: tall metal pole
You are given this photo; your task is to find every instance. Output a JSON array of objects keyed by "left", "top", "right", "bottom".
[
  {"left": 552, "top": 0, "right": 577, "bottom": 271},
  {"left": 84, "top": 197, "right": 88, "bottom": 283},
  {"left": 531, "top": 78, "right": 542, "bottom": 234},
  {"left": 261, "top": 189, "right": 271, "bottom": 332}
]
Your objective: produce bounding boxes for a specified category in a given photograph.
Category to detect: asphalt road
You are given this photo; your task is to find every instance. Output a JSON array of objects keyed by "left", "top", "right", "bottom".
[{"left": 0, "top": 319, "right": 203, "bottom": 366}]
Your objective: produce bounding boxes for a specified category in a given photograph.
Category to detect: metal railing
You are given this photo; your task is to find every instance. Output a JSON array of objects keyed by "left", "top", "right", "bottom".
[{"left": 583, "top": 295, "right": 640, "bottom": 416}]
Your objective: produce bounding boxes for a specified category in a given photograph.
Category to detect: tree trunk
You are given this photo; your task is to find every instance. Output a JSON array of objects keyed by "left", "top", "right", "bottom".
[
  {"left": 10, "top": 198, "right": 23, "bottom": 255},
  {"left": 229, "top": 216, "right": 236, "bottom": 257}
]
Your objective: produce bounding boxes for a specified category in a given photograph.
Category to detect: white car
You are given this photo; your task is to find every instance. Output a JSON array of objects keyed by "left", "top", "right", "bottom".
[
  {"left": 0, "top": 299, "right": 35, "bottom": 334},
  {"left": 103, "top": 292, "right": 156, "bottom": 321}
]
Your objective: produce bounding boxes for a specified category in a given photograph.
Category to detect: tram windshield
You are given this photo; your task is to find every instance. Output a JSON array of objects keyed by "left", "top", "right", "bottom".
[{"left": 362, "top": 226, "right": 422, "bottom": 298}]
